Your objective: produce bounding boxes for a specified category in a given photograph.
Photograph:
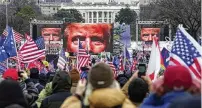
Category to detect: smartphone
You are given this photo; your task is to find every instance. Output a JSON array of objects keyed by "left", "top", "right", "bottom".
[{"left": 138, "top": 64, "right": 147, "bottom": 78}]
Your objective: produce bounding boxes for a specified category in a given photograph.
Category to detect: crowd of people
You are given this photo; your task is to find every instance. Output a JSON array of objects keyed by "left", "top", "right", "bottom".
[{"left": 0, "top": 61, "right": 201, "bottom": 108}]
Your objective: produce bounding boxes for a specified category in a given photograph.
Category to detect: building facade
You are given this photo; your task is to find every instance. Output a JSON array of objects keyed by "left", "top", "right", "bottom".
[{"left": 38, "top": 0, "right": 140, "bottom": 23}]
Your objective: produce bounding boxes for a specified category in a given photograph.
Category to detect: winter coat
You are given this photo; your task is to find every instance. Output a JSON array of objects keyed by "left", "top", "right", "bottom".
[
  {"left": 36, "top": 82, "right": 52, "bottom": 108},
  {"left": 168, "top": 95, "right": 201, "bottom": 108},
  {"left": 40, "top": 71, "right": 72, "bottom": 108},
  {"left": 140, "top": 91, "right": 192, "bottom": 108},
  {"left": 22, "top": 79, "right": 39, "bottom": 108},
  {"left": 30, "top": 78, "right": 44, "bottom": 93},
  {"left": 61, "top": 88, "right": 136, "bottom": 108},
  {"left": 4, "top": 104, "right": 25, "bottom": 108}
]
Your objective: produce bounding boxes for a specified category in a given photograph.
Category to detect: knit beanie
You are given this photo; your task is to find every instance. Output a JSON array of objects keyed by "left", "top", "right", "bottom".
[
  {"left": 70, "top": 68, "right": 80, "bottom": 83},
  {"left": 164, "top": 65, "right": 192, "bottom": 90},
  {"left": 88, "top": 62, "right": 114, "bottom": 89},
  {"left": 30, "top": 68, "right": 39, "bottom": 79}
]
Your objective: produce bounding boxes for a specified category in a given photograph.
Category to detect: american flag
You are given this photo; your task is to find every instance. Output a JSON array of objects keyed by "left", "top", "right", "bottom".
[
  {"left": 169, "top": 25, "right": 202, "bottom": 81},
  {"left": 119, "top": 56, "right": 124, "bottom": 71},
  {"left": 0, "top": 61, "right": 7, "bottom": 74},
  {"left": 108, "top": 61, "right": 117, "bottom": 78},
  {"left": 57, "top": 49, "right": 67, "bottom": 70},
  {"left": 2, "top": 28, "right": 23, "bottom": 43},
  {"left": 18, "top": 34, "right": 45, "bottom": 63},
  {"left": 77, "top": 40, "right": 89, "bottom": 72},
  {"left": 131, "top": 58, "right": 137, "bottom": 71}
]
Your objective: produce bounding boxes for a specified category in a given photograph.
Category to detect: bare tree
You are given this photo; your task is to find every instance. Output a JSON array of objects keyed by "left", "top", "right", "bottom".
[{"left": 140, "top": 0, "right": 201, "bottom": 40}]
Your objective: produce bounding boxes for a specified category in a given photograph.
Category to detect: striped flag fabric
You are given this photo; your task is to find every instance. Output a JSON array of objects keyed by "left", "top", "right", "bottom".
[
  {"left": 131, "top": 58, "right": 138, "bottom": 71},
  {"left": 0, "top": 61, "right": 7, "bottom": 74},
  {"left": 2, "top": 28, "right": 23, "bottom": 43},
  {"left": 18, "top": 34, "right": 45, "bottom": 63},
  {"left": 119, "top": 56, "right": 124, "bottom": 71},
  {"left": 169, "top": 25, "right": 202, "bottom": 81},
  {"left": 77, "top": 40, "right": 90, "bottom": 72},
  {"left": 57, "top": 49, "right": 67, "bottom": 70},
  {"left": 108, "top": 61, "right": 117, "bottom": 78}
]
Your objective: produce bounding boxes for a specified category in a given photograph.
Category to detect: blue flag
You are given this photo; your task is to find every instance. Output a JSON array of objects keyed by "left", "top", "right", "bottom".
[
  {"left": 161, "top": 47, "right": 170, "bottom": 68},
  {"left": 0, "top": 47, "right": 9, "bottom": 62},
  {"left": 125, "top": 47, "right": 130, "bottom": 60},
  {"left": 113, "top": 56, "right": 119, "bottom": 69},
  {"left": 35, "top": 36, "right": 45, "bottom": 50},
  {"left": 0, "top": 35, "right": 6, "bottom": 46},
  {"left": 3, "top": 26, "right": 17, "bottom": 57}
]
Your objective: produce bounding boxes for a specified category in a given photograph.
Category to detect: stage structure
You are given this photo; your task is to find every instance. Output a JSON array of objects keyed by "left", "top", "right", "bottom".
[
  {"left": 135, "top": 20, "right": 171, "bottom": 43},
  {"left": 30, "top": 19, "right": 64, "bottom": 55}
]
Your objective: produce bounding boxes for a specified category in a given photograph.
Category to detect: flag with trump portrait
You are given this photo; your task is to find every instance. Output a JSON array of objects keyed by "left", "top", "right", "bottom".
[{"left": 169, "top": 25, "right": 202, "bottom": 81}]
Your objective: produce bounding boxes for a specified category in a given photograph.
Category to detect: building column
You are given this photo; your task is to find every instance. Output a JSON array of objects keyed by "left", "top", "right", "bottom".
[
  {"left": 87, "top": 12, "right": 89, "bottom": 23},
  {"left": 96, "top": 11, "right": 99, "bottom": 23},
  {"left": 102, "top": 11, "right": 104, "bottom": 23},
  {"left": 91, "top": 11, "right": 94, "bottom": 23},
  {"left": 107, "top": 11, "right": 109, "bottom": 23},
  {"left": 85, "top": 12, "right": 87, "bottom": 23},
  {"left": 112, "top": 11, "right": 116, "bottom": 23}
]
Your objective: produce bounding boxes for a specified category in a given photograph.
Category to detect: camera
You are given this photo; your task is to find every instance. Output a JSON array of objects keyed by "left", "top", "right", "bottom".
[{"left": 138, "top": 63, "right": 147, "bottom": 78}]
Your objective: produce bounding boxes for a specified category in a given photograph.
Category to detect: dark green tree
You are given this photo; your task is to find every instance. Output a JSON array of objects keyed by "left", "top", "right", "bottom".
[
  {"left": 115, "top": 6, "right": 137, "bottom": 25},
  {"left": 115, "top": 7, "right": 137, "bottom": 41},
  {"left": 53, "top": 9, "right": 84, "bottom": 23},
  {"left": 0, "top": 0, "right": 41, "bottom": 34},
  {"left": 16, "top": 6, "right": 36, "bottom": 21}
]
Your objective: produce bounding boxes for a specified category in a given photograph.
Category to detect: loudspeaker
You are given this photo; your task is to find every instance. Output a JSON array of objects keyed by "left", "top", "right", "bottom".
[
  {"left": 32, "top": 24, "right": 37, "bottom": 40},
  {"left": 163, "top": 25, "right": 169, "bottom": 41}
]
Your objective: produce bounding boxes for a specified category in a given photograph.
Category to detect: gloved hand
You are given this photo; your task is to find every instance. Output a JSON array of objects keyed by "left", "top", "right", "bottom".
[
  {"left": 75, "top": 79, "right": 87, "bottom": 96},
  {"left": 21, "top": 71, "right": 29, "bottom": 79}
]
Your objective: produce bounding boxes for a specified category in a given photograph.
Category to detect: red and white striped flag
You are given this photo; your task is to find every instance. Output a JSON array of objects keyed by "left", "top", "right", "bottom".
[
  {"left": 108, "top": 61, "right": 117, "bottom": 78},
  {"left": 3, "top": 28, "right": 23, "bottom": 43},
  {"left": 119, "top": 56, "right": 124, "bottom": 71},
  {"left": 131, "top": 58, "right": 138, "bottom": 71},
  {"left": 77, "top": 40, "right": 90, "bottom": 72},
  {"left": 18, "top": 34, "right": 45, "bottom": 63}
]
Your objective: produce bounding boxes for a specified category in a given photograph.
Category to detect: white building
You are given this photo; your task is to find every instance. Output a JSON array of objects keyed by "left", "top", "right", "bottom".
[
  {"left": 0, "top": 0, "right": 11, "bottom": 4},
  {"left": 39, "top": 0, "right": 140, "bottom": 23}
]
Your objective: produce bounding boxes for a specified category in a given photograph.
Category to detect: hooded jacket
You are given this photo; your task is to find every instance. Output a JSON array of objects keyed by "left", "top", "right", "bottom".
[
  {"left": 140, "top": 91, "right": 192, "bottom": 108},
  {"left": 40, "top": 71, "right": 72, "bottom": 108}
]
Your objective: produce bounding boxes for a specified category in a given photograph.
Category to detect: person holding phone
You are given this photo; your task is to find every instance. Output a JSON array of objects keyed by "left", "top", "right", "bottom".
[
  {"left": 121, "top": 71, "right": 152, "bottom": 107},
  {"left": 61, "top": 63, "right": 136, "bottom": 108}
]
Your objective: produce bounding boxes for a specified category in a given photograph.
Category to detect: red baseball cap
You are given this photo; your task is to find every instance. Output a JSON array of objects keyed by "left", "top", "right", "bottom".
[
  {"left": 164, "top": 65, "right": 192, "bottom": 90},
  {"left": 3, "top": 68, "right": 19, "bottom": 81}
]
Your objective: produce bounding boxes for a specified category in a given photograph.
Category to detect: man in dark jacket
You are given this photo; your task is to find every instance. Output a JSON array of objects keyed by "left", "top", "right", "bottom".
[
  {"left": 40, "top": 70, "right": 72, "bottom": 108},
  {"left": 30, "top": 68, "right": 44, "bottom": 93}
]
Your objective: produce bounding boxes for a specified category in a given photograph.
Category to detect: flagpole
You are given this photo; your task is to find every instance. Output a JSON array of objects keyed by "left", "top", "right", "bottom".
[
  {"left": 123, "top": 45, "right": 126, "bottom": 70},
  {"left": 76, "top": 38, "right": 79, "bottom": 69},
  {"left": 5, "top": 0, "right": 9, "bottom": 68},
  {"left": 12, "top": 28, "right": 21, "bottom": 70},
  {"left": 5, "top": 0, "right": 8, "bottom": 27}
]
